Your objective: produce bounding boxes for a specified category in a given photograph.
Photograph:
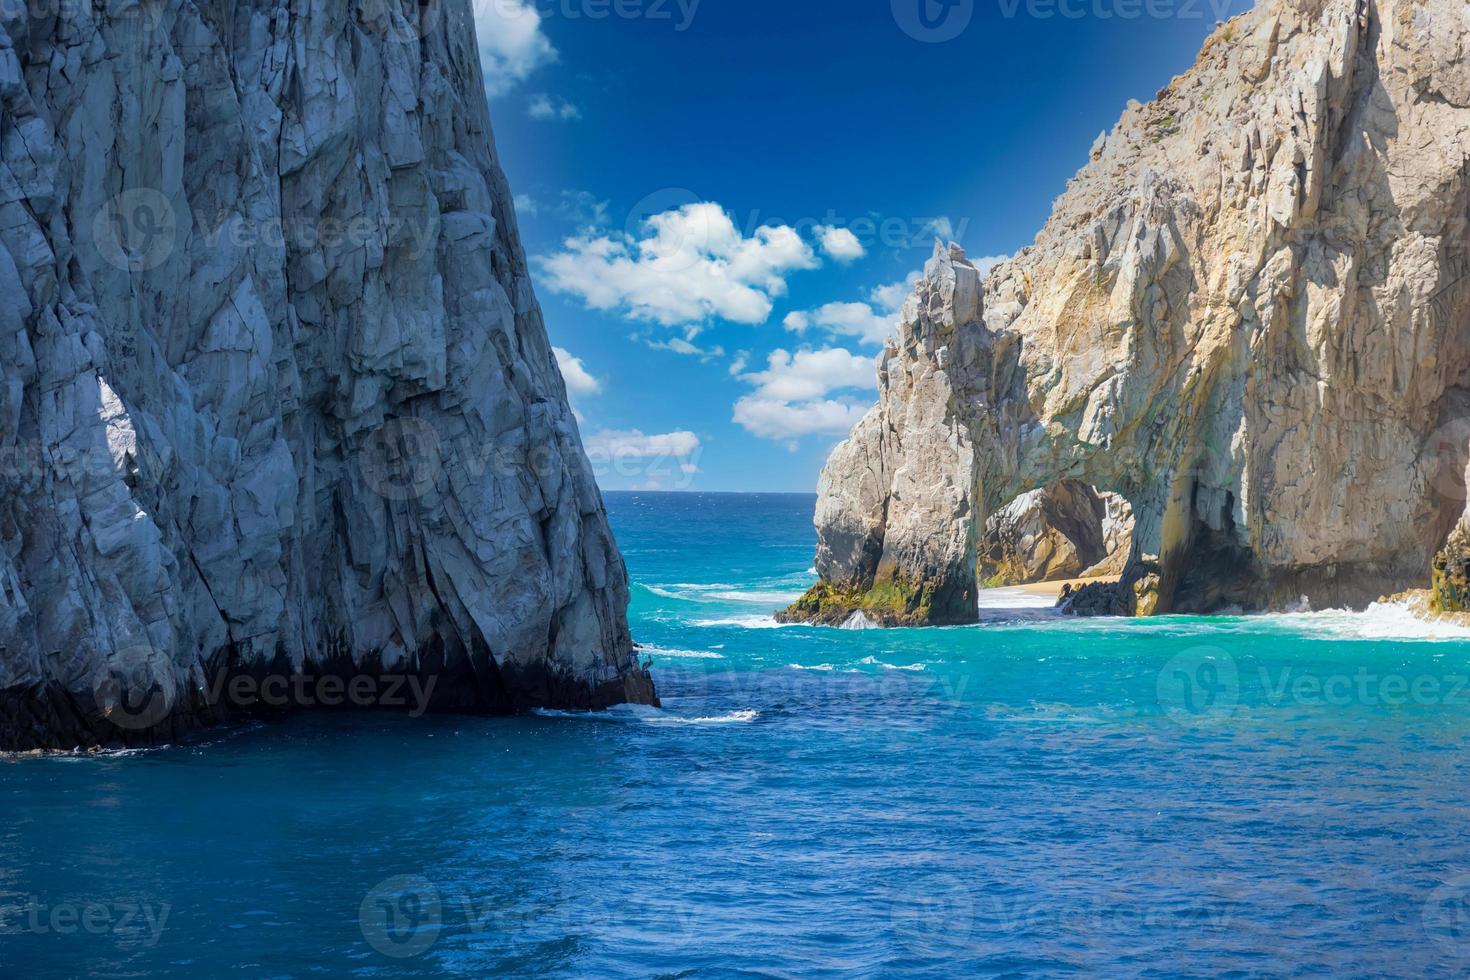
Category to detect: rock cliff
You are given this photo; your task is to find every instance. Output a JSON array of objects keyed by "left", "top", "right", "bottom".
[
  {"left": 0, "top": 0, "right": 654, "bottom": 749},
  {"left": 788, "top": 0, "right": 1470, "bottom": 626}
]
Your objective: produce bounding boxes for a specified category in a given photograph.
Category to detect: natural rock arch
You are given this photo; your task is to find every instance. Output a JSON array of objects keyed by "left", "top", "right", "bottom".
[{"left": 784, "top": 0, "right": 1470, "bottom": 626}]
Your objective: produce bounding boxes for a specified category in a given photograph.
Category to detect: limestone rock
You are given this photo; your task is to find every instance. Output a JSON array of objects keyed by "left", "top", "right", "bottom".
[
  {"left": 789, "top": 0, "right": 1470, "bottom": 624},
  {"left": 980, "top": 480, "right": 1115, "bottom": 585},
  {"left": 0, "top": 0, "right": 654, "bottom": 749}
]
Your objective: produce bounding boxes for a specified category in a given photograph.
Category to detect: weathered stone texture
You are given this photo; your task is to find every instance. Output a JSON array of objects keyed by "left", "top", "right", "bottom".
[
  {"left": 791, "top": 0, "right": 1470, "bottom": 624},
  {"left": 0, "top": 0, "right": 653, "bottom": 748}
]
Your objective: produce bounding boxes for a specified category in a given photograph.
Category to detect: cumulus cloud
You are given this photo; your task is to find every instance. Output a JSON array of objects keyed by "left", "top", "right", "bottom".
[
  {"left": 583, "top": 429, "right": 701, "bottom": 458},
  {"left": 972, "top": 254, "right": 1011, "bottom": 277},
  {"left": 475, "top": 0, "right": 557, "bottom": 97},
  {"left": 537, "top": 203, "right": 820, "bottom": 328},
  {"left": 782, "top": 271, "right": 921, "bottom": 347},
  {"left": 552, "top": 347, "right": 602, "bottom": 397},
  {"left": 732, "top": 348, "right": 877, "bottom": 441},
  {"left": 528, "top": 93, "right": 581, "bottom": 121},
  {"left": 816, "top": 225, "right": 865, "bottom": 263}
]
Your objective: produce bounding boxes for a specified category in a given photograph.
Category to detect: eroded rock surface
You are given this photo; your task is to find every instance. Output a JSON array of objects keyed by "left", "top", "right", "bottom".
[
  {"left": 790, "top": 0, "right": 1470, "bottom": 625},
  {"left": 0, "top": 0, "right": 654, "bottom": 749},
  {"left": 980, "top": 480, "right": 1124, "bottom": 585}
]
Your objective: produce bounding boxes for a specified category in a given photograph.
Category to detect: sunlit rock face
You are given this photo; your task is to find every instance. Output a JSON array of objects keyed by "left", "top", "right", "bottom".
[
  {"left": 0, "top": 0, "right": 654, "bottom": 749},
  {"left": 791, "top": 0, "right": 1470, "bottom": 625}
]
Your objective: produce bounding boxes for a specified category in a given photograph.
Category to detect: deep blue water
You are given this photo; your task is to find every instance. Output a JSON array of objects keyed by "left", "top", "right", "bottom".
[{"left": 7, "top": 492, "right": 1470, "bottom": 976}]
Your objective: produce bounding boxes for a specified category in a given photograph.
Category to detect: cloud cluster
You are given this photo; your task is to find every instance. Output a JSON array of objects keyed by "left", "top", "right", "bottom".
[
  {"left": 475, "top": 0, "right": 557, "bottom": 97},
  {"left": 733, "top": 348, "right": 877, "bottom": 442},
  {"left": 783, "top": 272, "right": 919, "bottom": 347},
  {"left": 528, "top": 93, "right": 581, "bottom": 120},
  {"left": 582, "top": 429, "right": 701, "bottom": 458},
  {"left": 538, "top": 203, "right": 819, "bottom": 327},
  {"left": 552, "top": 347, "right": 603, "bottom": 397},
  {"left": 816, "top": 225, "right": 866, "bottom": 263}
]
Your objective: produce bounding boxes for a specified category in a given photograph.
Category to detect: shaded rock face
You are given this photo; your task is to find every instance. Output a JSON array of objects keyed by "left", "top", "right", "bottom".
[
  {"left": 792, "top": 0, "right": 1470, "bottom": 625},
  {"left": 0, "top": 0, "right": 654, "bottom": 749},
  {"left": 979, "top": 480, "right": 1131, "bottom": 585}
]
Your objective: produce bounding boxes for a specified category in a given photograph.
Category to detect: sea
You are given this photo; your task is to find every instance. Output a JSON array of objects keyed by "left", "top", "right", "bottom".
[{"left": 6, "top": 491, "right": 1470, "bottom": 976}]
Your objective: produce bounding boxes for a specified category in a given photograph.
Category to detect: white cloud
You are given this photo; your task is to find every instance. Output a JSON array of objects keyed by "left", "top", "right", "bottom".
[
  {"left": 869, "top": 271, "right": 923, "bottom": 314},
  {"left": 972, "top": 254, "right": 1011, "bottom": 277},
  {"left": 923, "top": 217, "right": 956, "bottom": 241},
  {"left": 582, "top": 429, "right": 701, "bottom": 458},
  {"left": 537, "top": 203, "right": 820, "bottom": 327},
  {"left": 475, "top": 0, "right": 557, "bottom": 97},
  {"left": 732, "top": 348, "right": 876, "bottom": 441},
  {"left": 552, "top": 347, "right": 602, "bottom": 397},
  {"left": 646, "top": 335, "right": 726, "bottom": 360},
  {"left": 528, "top": 93, "right": 581, "bottom": 121},
  {"left": 782, "top": 271, "right": 919, "bottom": 347},
  {"left": 514, "top": 194, "right": 538, "bottom": 217},
  {"left": 816, "top": 226, "right": 865, "bottom": 263}
]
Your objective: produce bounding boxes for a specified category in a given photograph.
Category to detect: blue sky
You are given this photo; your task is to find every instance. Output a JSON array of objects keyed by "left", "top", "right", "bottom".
[{"left": 478, "top": 0, "right": 1250, "bottom": 491}]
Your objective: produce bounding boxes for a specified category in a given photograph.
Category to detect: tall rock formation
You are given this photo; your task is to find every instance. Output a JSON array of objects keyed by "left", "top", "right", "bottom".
[
  {"left": 0, "top": 0, "right": 655, "bottom": 749},
  {"left": 788, "top": 0, "right": 1470, "bottom": 625}
]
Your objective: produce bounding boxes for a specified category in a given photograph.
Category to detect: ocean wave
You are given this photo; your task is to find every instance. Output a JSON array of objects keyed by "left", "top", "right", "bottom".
[
  {"left": 971, "top": 596, "right": 1470, "bottom": 643},
  {"left": 639, "top": 645, "right": 725, "bottom": 660},
  {"left": 707, "top": 589, "right": 804, "bottom": 604},
  {"left": 691, "top": 616, "right": 798, "bottom": 630},
  {"left": 640, "top": 709, "right": 760, "bottom": 725},
  {"left": 532, "top": 705, "right": 758, "bottom": 725},
  {"left": 858, "top": 656, "right": 927, "bottom": 672}
]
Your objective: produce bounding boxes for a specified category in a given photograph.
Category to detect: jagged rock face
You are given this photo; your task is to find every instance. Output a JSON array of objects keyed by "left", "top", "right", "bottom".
[
  {"left": 796, "top": 0, "right": 1470, "bottom": 624},
  {"left": 0, "top": 0, "right": 654, "bottom": 748},
  {"left": 979, "top": 480, "right": 1124, "bottom": 585}
]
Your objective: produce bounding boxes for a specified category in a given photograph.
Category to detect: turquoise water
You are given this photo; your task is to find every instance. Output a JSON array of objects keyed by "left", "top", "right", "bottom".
[{"left": 7, "top": 492, "right": 1470, "bottom": 976}]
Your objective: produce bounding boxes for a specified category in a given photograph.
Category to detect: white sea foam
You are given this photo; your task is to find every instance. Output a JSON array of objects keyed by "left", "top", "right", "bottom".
[
  {"left": 788, "top": 663, "right": 837, "bottom": 671},
  {"left": 692, "top": 616, "right": 798, "bottom": 630},
  {"left": 1274, "top": 600, "right": 1470, "bottom": 642},
  {"left": 840, "top": 611, "right": 880, "bottom": 630},
  {"left": 640, "top": 709, "right": 760, "bottom": 725},
  {"left": 533, "top": 705, "right": 758, "bottom": 725},
  {"left": 859, "top": 656, "right": 927, "bottom": 672},
  {"left": 639, "top": 645, "right": 725, "bottom": 660}
]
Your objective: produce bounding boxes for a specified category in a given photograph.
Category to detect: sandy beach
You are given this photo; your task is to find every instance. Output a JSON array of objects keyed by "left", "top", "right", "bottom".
[{"left": 1012, "top": 576, "right": 1120, "bottom": 599}]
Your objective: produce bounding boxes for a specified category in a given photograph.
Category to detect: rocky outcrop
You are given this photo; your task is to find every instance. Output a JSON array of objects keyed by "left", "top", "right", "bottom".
[
  {"left": 979, "top": 480, "right": 1118, "bottom": 585},
  {"left": 0, "top": 0, "right": 654, "bottom": 749},
  {"left": 788, "top": 0, "right": 1470, "bottom": 625}
]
